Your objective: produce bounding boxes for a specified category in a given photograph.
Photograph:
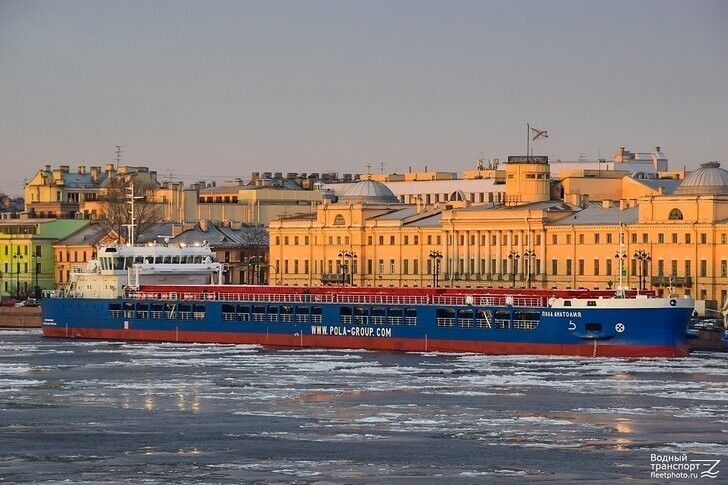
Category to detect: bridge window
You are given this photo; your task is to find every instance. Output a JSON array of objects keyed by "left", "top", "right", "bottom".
[
  {"left": 150, "top": 303, "right": 164, "bottom": 319},
  {"left": 109, "top": 302, "right": 121, "bottom": 318},
  {"left": 222, "top": 304, "right": 235, "bottom": 321},
  {"left": 354, "top": 307, "right": 368, "bottom": 325},
  {"left": 371, "top": 307, "right": 386, "bottom": 325},
  {"left": 193, "top": 304, "right": 205, "bottom": 320}
]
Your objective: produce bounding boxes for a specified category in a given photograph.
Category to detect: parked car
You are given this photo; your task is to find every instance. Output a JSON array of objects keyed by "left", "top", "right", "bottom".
[
  {"left": 1, "top": 299, "right": 20, "bottom": 307},
  {"left": 23, "top": 298, "right": 41, "bottom": 307}
]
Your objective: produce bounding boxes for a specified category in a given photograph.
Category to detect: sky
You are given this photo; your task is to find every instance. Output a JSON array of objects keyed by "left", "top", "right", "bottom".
[{"left": 1, "top": 0, "right": 727, "bottom": 196}]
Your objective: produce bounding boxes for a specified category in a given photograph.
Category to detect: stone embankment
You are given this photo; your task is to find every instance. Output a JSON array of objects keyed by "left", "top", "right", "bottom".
[{"left": 0, "top": 307, "right": 41, "bottom": 328}]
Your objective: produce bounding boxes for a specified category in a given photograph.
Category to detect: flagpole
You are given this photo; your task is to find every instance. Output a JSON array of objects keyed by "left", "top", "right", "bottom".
[{"left": 526, "top": 123, "right": 530, "bottom": 161}]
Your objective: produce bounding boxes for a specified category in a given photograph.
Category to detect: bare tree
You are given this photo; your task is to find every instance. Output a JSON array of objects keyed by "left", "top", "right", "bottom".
[{"left": 99, "top": 174, "right": 163, "bottom": 243}]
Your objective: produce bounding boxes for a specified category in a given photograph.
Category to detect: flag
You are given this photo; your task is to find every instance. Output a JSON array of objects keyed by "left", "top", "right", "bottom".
[{"left": 531, "top": 127, "right": 548, "bottom": 141}]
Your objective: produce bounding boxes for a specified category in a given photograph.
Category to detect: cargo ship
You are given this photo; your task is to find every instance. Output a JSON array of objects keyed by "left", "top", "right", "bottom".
[{"left": 41, "top": 241, "right": 695, "bottom": 357}]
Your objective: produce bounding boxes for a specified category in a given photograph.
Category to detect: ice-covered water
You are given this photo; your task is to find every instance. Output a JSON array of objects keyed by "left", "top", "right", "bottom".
[{"left": 0, "top": 329, "right": 725, "bottom": 483}]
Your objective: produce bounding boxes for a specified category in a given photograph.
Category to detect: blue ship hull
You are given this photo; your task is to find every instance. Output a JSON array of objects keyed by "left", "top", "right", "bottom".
[{"left": 41, "top": 295, "right": 693, "bottom": 357}]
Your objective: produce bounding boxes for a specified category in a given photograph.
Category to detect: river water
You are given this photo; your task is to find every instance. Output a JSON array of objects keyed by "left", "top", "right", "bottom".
[{"left": 0, "top": 329, "right": 725, "bottom": 483}]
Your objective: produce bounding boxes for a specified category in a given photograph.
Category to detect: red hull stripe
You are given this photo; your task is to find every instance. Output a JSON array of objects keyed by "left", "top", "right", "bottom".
[{"left": 42, "top": 327, "right": 689, "bottom": 358}]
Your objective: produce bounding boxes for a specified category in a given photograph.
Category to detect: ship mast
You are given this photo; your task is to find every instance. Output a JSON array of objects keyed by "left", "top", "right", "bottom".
[{"left": 123, "top": 181, "right": 143, "bottom": 245}]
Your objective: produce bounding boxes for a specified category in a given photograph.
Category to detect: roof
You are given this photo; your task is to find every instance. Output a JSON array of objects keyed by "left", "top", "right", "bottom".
[
  {"left": 635, "top": 179, "right": 682, "bottom": 195},
  {"left": 550, "top": 204, "right": 638, "bottom": 226},
  {"left": 674, "top": 162, "right": 728, "bottom": 195},
  {"left": 339, "top": 180, "right": 399, "bottom": 204},
  {"left": 57, "top": 223, "right": 114, "bottom": 246}
]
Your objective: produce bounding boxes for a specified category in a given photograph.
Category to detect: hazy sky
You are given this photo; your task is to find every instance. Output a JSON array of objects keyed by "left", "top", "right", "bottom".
[{"left": 2, "top": 0, "right": 727, "bottom": 196}]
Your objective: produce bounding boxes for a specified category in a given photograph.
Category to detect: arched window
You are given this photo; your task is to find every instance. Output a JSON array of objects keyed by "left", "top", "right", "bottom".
[
  {"left": 333, "top": 214, "right": 345, "bottom": 226},
  {"left": 668, "top": 208, "right": 683, "bottom": 220}
]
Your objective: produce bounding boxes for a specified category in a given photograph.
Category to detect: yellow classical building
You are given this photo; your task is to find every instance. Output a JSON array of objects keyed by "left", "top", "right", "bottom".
[{"left": 269, "top": 158, "right": 728, "bottom": 309}]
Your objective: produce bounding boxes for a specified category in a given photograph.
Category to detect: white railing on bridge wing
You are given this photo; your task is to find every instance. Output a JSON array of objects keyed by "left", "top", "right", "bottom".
[{"left": 433, "top": 295, "right": 543, "bottom": 308}]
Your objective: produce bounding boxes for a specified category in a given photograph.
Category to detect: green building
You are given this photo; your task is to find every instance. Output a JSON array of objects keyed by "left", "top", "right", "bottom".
[{"left": 0, "top": 219, "right": 89, "bottom": 299}]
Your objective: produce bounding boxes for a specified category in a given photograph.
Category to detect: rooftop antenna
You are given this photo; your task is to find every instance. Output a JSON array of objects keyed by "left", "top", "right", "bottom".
[
  {"left": 380, "top": 162, "right": 385, "bottom": 174},
  {"left": 115, "top": 145, "right": 123, "bottom": 170}
]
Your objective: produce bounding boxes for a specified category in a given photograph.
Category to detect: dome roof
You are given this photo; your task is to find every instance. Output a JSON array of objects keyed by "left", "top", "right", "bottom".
[
  {"left": 339, "top": 179, "right": 399, "bottom": 204},
  {"left": 674, "top": 162, "right": 728, "bottom": 195}
]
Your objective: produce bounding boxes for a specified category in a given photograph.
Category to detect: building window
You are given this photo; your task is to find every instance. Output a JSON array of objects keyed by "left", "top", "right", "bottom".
[
  {"left": 427, "top": 235, "right": 432, "bottom": 245},
  {"left": 294, "top": 260, "right": 299, "bottom": 274},
  {"left": 578, "top": 234, "right": 584, "bottom": 245},
  {"left": 658, "top": 233, "right": 664, "bottom": 244},
  {"left": 685, "top": 260, "right": 691, "bottom": 276},
  {"left": 413, "top": 259, "right": 419, "bottom": 275},
  {"left": 671, "top": 260, "right": 678, "bottom": 276},
  {"left": 671, "top": 233, "right": 678, "bottom": 244},
  {"left": 685, "top": 233, "right": 691, "bottom": 244},
  {"left": 594, "top": 259, "right": 600, "bottom": 276},
  {"left": 642, "top": 233, "right": 648, "bottom": 243},
  {"left": 390, "top": 259, "right": 395, "bottom": 274},
  {"left": 404, "top": 236, "right": 409, "bottom": 245},
  {"left": 414, "top": 236, "right": 418, "bottom": 245},
  {"left": 284, "top": 236, "right": 289, "bottom": 245},
  {"left": 379, "top": 260, "right": 384, "bottom": 274},
  {"left": 552, "top": 234, "right": 557, "bottom": 245},
  {"left": 367, "top": 259, "right": 373, "bottom": 274},
  {"left": 333, "top": 214, "right": 345, "bottom": 226},
  {"left": 403, "top": 259, "right": 409, "bottom": 275},
  {"left": 606, "top": 259, "right": 612, "bottom": 276},
  {"left": 606, "top": 234, "right": 612, "bottom": 244},
  {"left": 551, "top": 259, "right": 558, "bottom": 275},
  {"left": 578, "top": 259, "right": 584, "bottom": 276},
  {"left": 304, "top": 260, "right": 309, "bottom": 274},
  {"left": 390, "top": 236, "right": 395, "bottom": 245},
  {"left": 631, "top": 233, "right": 637, "bottom": 244},
  {"left": 700, "top": 260, "right": 707, "bottom": 277},
  {"left": 700, "top": 233, "right": 707, "bottom": 244},
  {"left": 566, "top": 234, "right": 571, "bottom": 245},
  {"left": 379, "top": 236, "right": 384, "bottom": 245},
  {"left": 721, "top": 261, "right": 727, "bottom": 278},
  {"left": 657, "top": 260, "right": 664, "bottom": 277},
  {"left": 668, "top": 208, "right": 683, "bottom": 220},
  {"left": 566, "top": 259, "right": 572, "bottom": 276},
  {"left": 594, "top": 234, "right": 600, "bottom": 244},
  {"left": 294, "top": 236, "right": 299, "bottom": 245}
]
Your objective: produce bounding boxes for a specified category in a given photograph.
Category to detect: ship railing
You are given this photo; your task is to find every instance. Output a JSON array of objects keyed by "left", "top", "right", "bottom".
[
  {"left": 110, "top": 310, "right": 121, "bottom": 318},
  {"left": 388, "top": 316, "right": 402, "bottom": 325},
  {"left": 512, "top": 319, "right": 539, "bottom": 330},
  {"left": 193, "top": 312, "right": 205, "bottom": 320},
  {"left": 252, "top": 313, "right": 265, "bottom": 322},
  {"left": 475, "top": 318, "right": 491, "bottom": 328},
  {"left": 436, "top": 317, "right": 455, "bottom": 327},
  {"left": 494, "top": 319, "right": 510, "bottom": 328},
  {"left": 341, "top": 315, "right": 352, "bottom": 324},
  {"left": 179, "top": 311, "right": 191, "bottom": 320},
  {"left": 370, "top": 316, "right": 386, "bottom": 325},
  {"left": 432, "top": 295, "right": 544, "bottom": 307},
  {"left": 311, "top": 315, "right": 322, "bottom": 324},
  {"left": 296, "top": 315, "right": 308, "bottom": 323},
  {"left": 221, "top": 312, "right": 235, "bottom": 321},
  {"left": 404, "top": 317, "right": 417, "bottom": 326},
  {"left": 268, "top": 314, "right": 279, "bottom": 322}
]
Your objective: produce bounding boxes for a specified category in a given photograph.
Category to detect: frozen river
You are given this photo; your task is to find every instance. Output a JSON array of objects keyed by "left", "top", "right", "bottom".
[{"left": 0, "top": 329, "right": 725, "bottom": 483}]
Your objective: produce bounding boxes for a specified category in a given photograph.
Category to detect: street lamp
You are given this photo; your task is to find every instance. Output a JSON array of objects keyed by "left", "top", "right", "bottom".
[
  {"left": 523, "top": 249, "right": 535, "bottom": 288},
  {"left": 338, "top": 250, "right": 357, "bottom": 286},
  {"left": 614, "top": 250, "right": 627, "bottom": 296},
  {"left": 633, "top": 249, "right": 651, "bottom": 292},
  {"left": 428, "top": 250, "right": 442, "bottom": 287},
  {"left": 13, "top": 252, "right": 24, "bottom": 299},
  {"left": 508, "top": 251, "right": 520, "bottom": 288}
]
